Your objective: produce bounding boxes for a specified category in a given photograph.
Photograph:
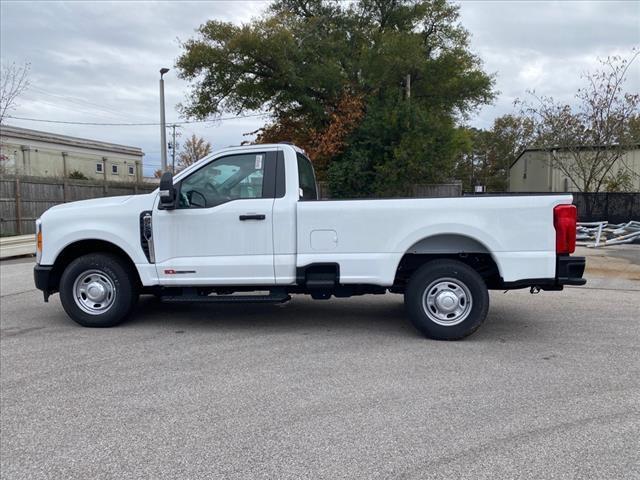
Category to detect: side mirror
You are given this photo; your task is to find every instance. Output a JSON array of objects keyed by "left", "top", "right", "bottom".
[{"left": 158, "top": 171, "right": 177, "bottom": 210}]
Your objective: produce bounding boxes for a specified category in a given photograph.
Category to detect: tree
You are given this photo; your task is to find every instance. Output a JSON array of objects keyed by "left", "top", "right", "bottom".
[
  {"left": 0, "top": 62, "right": 30, "bottom": 173},
  {"left": 452, "top": 127, "right": 486, "bottom": 192},
  {"left": 484, "top": 115, "right": 535, "bottom": 191},
  {"left": 0, "top": 62, "right": 30, "bottom": 125},
  {"left": 177, "top": 0, "right": 495, "bottom": 195},
  {"left": 177, "top": 134, "right": 212, "bottom": 171},
  {"left": 455, "top": 115, "right": 535, "bottom": 192},
  {"left": 517, "top": 52, "right": 640, "bottom": 193},
  {"left": 329, "top": 96, "right": 469, "bottom": 197},
  {"left": 628, "top": 113, "right": 640, "bottom": 143},
  {"left": 254, "top": 91, "right": 365, "bottom": 173}
]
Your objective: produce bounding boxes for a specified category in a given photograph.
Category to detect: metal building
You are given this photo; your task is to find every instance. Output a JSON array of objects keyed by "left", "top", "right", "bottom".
[
  {"left": 509, "top": 145, "right": 640, "bottom": 192},
  {"left": 0, "top": 125, "right": 144, "bottom": 182}
]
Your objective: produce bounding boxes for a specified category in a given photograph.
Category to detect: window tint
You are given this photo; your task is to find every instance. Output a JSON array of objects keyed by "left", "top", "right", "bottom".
[
  {"left": 296, "top": 153, "right": 317, "bottom": 201},
  {"left": 179, "top": 153, "right": 265, "bottom": 209}
]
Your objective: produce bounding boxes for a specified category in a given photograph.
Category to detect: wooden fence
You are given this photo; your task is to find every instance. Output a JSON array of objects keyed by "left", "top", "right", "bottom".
[
  {"left": 412, "top": 183, "right": 463, "bottom": 198},
  {"left": 1, "top": 176, "right": 464, "bottom": 237},
  {"left": 0, "top": 175, "right": 157, "bottom": 236}
]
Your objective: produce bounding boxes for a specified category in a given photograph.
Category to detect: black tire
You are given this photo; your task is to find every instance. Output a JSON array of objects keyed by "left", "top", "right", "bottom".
[
  {"left": 405, "top": 259, "right": 489, "bottom": 340},
  {"left": 59, "top": 253, "right": 138, "bottom": 327}
]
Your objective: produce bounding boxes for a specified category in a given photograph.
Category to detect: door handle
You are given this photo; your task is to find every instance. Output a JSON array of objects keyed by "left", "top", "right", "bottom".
[{"left": 239, "top": 214, "right": 266, "bottom": 221}]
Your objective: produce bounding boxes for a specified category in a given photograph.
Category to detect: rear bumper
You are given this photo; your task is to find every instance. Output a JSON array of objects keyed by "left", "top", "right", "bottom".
[
  {"left": 556, "top": 255, "right": 586, "bottom": 286},
  {"left": 34, "top": 264, "right": 55, "bottom": 301},
  {"left": 500, "top": 255, "right": 586, "bottom": 291}
]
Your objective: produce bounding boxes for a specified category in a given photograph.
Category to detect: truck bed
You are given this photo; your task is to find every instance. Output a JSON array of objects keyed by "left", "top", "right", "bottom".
[{"left": 296, "top": 195, "right": 572, "bottom": 285}]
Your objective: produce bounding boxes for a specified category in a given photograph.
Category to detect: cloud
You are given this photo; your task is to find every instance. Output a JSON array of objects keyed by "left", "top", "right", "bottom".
[
  {"left": 1, "top": 1, "right": 268, "bottom": 175},
  {"left": 458, "top": 0, "right": 640, "bottom": 127},
  {"left": 1, "top": 0, "right": 638, "bottom": 175}
]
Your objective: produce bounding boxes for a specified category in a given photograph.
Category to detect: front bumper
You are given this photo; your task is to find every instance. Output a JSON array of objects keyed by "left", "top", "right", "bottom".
[{"left": 34, "top": 265, "right": 55, "bottom": 301}]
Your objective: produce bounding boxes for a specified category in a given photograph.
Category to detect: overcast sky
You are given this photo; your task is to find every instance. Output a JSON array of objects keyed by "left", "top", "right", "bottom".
[{"left": 1, "top": 0, "right": 638, "bottom": 176}]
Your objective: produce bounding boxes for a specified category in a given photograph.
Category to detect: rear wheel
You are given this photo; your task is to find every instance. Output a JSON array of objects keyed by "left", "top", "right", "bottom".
[
  {"left": 59, "top": 253, "right": 138, "bottom": 327},
  {"left": 405, "top": 259, "right": 489, "bottom": 340}
]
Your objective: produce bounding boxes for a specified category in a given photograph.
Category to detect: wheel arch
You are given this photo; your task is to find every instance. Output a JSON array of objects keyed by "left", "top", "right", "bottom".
[
  {"left": 406, "top": 233, "right": 493, "bottom": 256},
  {"left": 393, "top": 233, "right": 503, "bottom": 290},
  {"left": 48, "top": 239, "right": 142, "bottom": 293}
]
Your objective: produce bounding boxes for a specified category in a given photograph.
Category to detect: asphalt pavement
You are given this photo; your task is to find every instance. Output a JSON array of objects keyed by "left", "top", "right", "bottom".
[{"left": 1, "top": 256, "right": 639, "bottom": 479}]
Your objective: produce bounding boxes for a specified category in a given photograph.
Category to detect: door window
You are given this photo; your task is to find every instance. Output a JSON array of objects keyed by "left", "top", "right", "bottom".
[
  {"left": 297, "top": 153, "right": 318, "bottom": 201},
  {"left": 178, "top": 153, "right": 265, "bottom": 208}
]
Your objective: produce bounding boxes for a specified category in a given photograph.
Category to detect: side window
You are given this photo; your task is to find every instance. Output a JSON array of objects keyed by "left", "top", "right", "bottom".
[
  {"left": 296, "top": 153, "right": 318, "bottom": 201},
  {"left": 178, "top": 153, "right": 265, "bottom": 209}
]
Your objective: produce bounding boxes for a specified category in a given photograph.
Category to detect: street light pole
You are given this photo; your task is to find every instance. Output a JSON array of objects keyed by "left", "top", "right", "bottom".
[
  {"left": 159, "top": 68, "right": 169, "bottom": 171},
  {"left": 171, "top": 124, "right": 177, "bottom": 173}
]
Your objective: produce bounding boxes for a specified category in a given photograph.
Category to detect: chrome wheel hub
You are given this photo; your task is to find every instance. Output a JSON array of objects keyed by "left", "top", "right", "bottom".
[
  {"left": 422, "top": 278, "right": 472, "bottom": 326},
  {"left": 86, "top": 282, "right": 107, "bottom": 302},
  {"left": 73, "top": 270, "right": 116, "bottom": 315}
]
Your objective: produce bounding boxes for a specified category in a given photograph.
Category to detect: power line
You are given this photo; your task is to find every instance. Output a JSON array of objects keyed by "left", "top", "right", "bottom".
[
  {"left": 28, "top": 86, "right": 140, "bottom": 120},
  {"left": 5, "top": 112, "right": 267, "bottom": 126}
]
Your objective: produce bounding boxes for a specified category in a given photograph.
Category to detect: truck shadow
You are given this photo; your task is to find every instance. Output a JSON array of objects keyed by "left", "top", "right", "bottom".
[
  {"left": 130, "top": 294, "right": 415, "bottom": 338},
  {"left": 124, "top": 294, "right": 547, "bottom": 343}
]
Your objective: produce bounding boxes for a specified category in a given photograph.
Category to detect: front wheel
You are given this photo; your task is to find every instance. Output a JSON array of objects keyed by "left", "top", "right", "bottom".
[
  {"left": 59, "top": 253, "right": 138, "bottom": 327},
  {"left": 405, "top": 259, "right": 489, "bottom": 340}
]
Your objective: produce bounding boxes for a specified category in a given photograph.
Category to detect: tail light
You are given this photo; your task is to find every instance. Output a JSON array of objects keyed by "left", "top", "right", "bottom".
[{"left": 554, "top": 204, "right": 577, "bottom": 254}]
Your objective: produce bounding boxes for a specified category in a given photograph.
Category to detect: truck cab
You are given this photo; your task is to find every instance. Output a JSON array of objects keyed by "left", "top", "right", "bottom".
[{"left": 34, "top": 143, "right": 586, "bottom": 340}]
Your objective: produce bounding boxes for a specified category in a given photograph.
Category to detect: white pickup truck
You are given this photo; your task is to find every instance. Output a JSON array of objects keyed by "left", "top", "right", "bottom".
[{"left": 34, "top": 143, "right": 586, "bottom": 340}]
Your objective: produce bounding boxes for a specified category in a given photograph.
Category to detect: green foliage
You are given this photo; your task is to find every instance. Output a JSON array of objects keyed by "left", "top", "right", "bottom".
[
  {"left": 329, "top": 97, "right": 466, "bottom": 197},
  {"left": 628, "top": 114, "right": 640, "bottom": 143},
  {"left": 455, "top": 115, "right": 535, "bottom": 192},
  {"left": 604, "top": 169, "right": 634, "bottom": 192},
  {"left": 177, "top": 0, "right": 495, "bottom": 196},
  {"left": 68, "top": 170, "right": 88, "bottom": 180}
]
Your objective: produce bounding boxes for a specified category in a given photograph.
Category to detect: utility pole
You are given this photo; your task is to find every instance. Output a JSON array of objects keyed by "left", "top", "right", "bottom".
[
  {"left": 159, "top": 68, "right": 169, "bottom": 171},
  {"left": 171, "top": 124, "right": 177, "bottom": 173}
]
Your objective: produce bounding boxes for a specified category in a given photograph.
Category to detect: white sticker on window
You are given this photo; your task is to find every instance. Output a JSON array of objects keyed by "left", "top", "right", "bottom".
[{"left": 255, "top": 154, "right": 263, "bottom": 170}]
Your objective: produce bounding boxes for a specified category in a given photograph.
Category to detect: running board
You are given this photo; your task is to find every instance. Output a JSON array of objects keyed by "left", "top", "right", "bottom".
[{"left": 161, "top": 293, "right": 291, "bottom": 304}]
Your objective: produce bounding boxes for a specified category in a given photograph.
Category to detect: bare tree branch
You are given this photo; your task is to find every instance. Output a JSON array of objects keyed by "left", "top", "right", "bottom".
[
  {"left": 0, "top": 62, "right": 30, "bottom": 125},
  {"left": 517, "top": 52, "right": 640, "bottom": 193},
  {"left": 177, "top": 134, "right": 212, "bottom": 171}
]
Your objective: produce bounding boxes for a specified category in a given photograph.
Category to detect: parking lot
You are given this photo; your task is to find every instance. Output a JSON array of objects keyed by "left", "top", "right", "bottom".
[{"left": 1, "top": 248, "right": 639, "bottom": 479}]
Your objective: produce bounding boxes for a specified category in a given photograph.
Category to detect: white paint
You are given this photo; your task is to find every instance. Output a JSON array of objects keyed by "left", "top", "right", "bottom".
[
  {"left": 310, "top": 230, "right": 338, "bottom": 251},
  {"left": 153, "top": 197, "right": 275, "bottom": 285}
]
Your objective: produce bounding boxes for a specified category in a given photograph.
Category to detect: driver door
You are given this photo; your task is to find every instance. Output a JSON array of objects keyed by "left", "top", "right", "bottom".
[{"left": 152, "top": 150, "right": 277, "bottom": 286}]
